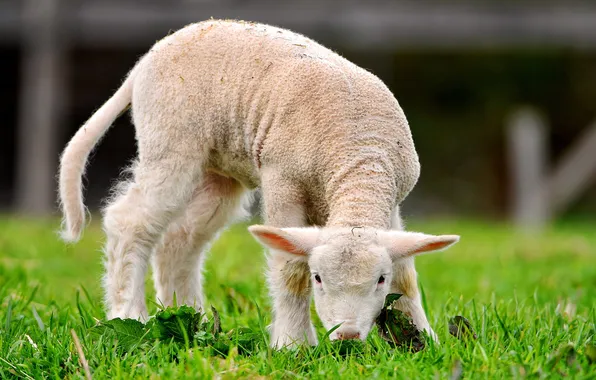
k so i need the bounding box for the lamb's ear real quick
[248,225,320,258]
[379,231,460,259]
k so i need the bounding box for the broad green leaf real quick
[383,293,403,309]
[375,293,425,352]
[90,318,148,352]
[149,305,202,342]
[448,316,477,340]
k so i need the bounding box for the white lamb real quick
[58,19,459,348]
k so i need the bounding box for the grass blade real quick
[71,329,92,380]
[5,298,13,335]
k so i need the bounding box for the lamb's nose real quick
[337,330,360,340]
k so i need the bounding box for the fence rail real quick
[3,0,596,224]
[2,1,596,48]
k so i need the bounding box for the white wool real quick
[57,19,458,348]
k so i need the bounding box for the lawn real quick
[0,217,595,379]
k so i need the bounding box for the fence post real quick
[547,121,596,215]
[15,0,67,215]
[506,107,549,231]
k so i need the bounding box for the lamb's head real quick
[249,225,459,342]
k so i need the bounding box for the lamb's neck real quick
[324,164,397,230]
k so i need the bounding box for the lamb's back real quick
[132,20,419,204]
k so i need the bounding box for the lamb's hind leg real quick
[389,207,439,342]
[151,173,246,312]
[102,161,200,321]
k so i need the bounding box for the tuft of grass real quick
[0,217,595,378]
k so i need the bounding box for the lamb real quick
[58,19,460,348]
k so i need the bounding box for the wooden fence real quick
[3,0,596,229]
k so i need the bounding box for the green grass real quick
[1,217,595,379]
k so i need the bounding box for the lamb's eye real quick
[377,275,385,284]
[314,274,322,284]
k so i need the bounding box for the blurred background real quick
[1,0,596,231]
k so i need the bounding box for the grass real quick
[0,216,595,379]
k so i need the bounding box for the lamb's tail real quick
[58,68,136,242]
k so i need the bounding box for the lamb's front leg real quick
[389,207,438,342]
[260,170,317,348]
[267,254,317,348]
[391,258,439,343]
